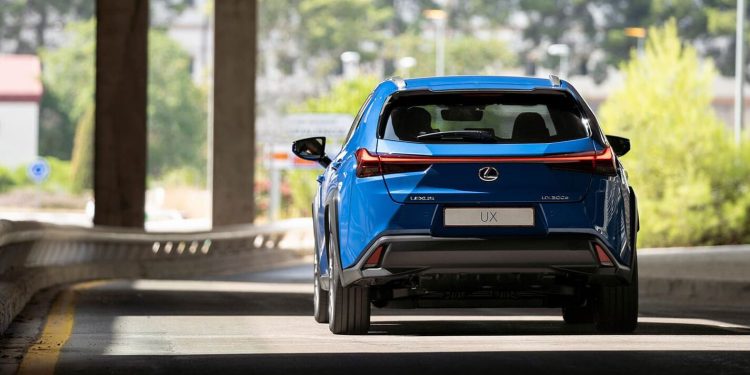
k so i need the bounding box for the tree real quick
[599,20,750,247]
[597,0,747,76]
[292,75,380,113]
[70,106,93,193]
[385,32,516,77]
[298,0,393,59]
[259,0,394,76]
[0,0,92,53]
[40,20,207,190]
[39,21,94,159]
[147,29,207,178]
[255,0,744,85]
[284,76,378,217]
[0,0,191,53]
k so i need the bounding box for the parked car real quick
[292,75,638,335]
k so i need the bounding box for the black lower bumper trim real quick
[341,234,632,287]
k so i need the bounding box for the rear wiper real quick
[416,130,503,143]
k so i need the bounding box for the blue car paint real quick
[377,138,596,204]
[313,76,634,276]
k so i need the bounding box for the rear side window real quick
[380,91,588,144]
[343,94,373,146]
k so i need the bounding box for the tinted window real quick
[343,94,373,146]
[381,91,588,144]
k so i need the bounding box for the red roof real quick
[0,54,43,102]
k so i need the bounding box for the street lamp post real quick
[624,27,647,57]
[735,0,746,145]
[547,44,570,77]
[397,56,417,77]
[424,9,447,76]
[340,51,361,79]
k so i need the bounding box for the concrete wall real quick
[0,102,38,168]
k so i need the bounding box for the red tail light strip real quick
[355,147,617,177]
[377,148,613,164]
[355,148,382,178]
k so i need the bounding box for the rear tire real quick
[562,304,594,324]
[594,254,638,333]
[327,231,370,334]
[313,253,329,323]
[328,272,370,334]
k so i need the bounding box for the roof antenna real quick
[549,74,561,87]
[388,76,407,90]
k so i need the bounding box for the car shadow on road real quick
[77,281,750,336]
[54,351,750,375]
[25,279,750,375]
[367,318,750,336]
[73,284,313,316]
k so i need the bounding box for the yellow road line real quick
[18,281,105,375]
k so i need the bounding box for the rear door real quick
[375,90,598,205]
[376,138,596,204]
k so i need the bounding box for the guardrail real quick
[0,219,311,334]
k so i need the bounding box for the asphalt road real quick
[2,263,749,375]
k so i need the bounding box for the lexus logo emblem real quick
[478,166,499,182]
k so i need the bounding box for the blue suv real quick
[293,75,638,335]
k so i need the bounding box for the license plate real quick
[444,207,535,227]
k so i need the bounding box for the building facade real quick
[0,54,42,168]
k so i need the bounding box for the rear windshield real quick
[380,91,588,144]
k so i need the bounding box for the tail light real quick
[594,243,614,267]
[355,148,382,177]
[545,147,617,176]
[593,147,617,176]
[356,149,430,178]
[355,147,617,178]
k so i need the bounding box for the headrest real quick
[392,107,433,140]
[512,112,550,142]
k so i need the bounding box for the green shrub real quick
[0,167,16,193]
[9,165,29,186]
[157,166,206,188]
[43,157,74,191]
[599,20,750,247]
[286,169,319,218]
[0,158,74,194]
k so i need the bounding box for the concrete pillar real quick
[212,0,257,226]
[93,0,148,228]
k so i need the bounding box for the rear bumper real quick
[340,234,633,287]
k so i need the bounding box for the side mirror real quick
[606,135,630,157]
[292,137,331,168]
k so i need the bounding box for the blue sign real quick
[27,159,50,184]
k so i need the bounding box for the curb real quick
[639,245,750,307]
